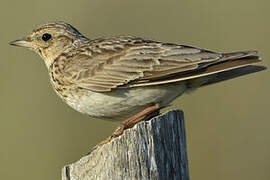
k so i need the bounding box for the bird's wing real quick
[59,36,259,92]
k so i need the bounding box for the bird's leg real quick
[119,103,161,130]
[99,103,160,146]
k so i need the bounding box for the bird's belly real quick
[65,82,186,120]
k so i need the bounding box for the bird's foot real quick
[98,124,125,146]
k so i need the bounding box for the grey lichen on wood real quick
[62,110,189,180]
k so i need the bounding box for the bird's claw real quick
[98,124,126,147]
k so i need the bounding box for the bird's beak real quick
[9,37,32,48]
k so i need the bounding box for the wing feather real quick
[56,36,258,92]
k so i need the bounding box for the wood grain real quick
[62,110,189,180]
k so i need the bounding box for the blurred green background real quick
[1,0,269,179]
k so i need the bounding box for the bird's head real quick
[10,22,88,68]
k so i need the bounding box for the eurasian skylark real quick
[10,22,266,144]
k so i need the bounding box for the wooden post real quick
[62,110,189,180]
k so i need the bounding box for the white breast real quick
[64,82,187,120]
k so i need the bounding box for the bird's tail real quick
[201,64,266,86]
[190,51,266,88]
[186,51,266,89]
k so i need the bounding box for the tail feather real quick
[202,65,266,86]
[187,55,265,89]
[166,55,263,84]
[221,50,259,61]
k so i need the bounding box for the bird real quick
[10,22,266,145]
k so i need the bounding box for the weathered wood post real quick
[62,110,189,180]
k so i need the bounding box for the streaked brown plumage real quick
[10,22,266,144]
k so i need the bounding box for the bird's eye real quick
[42,33,52,41]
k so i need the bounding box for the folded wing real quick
[59,36,261,92]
